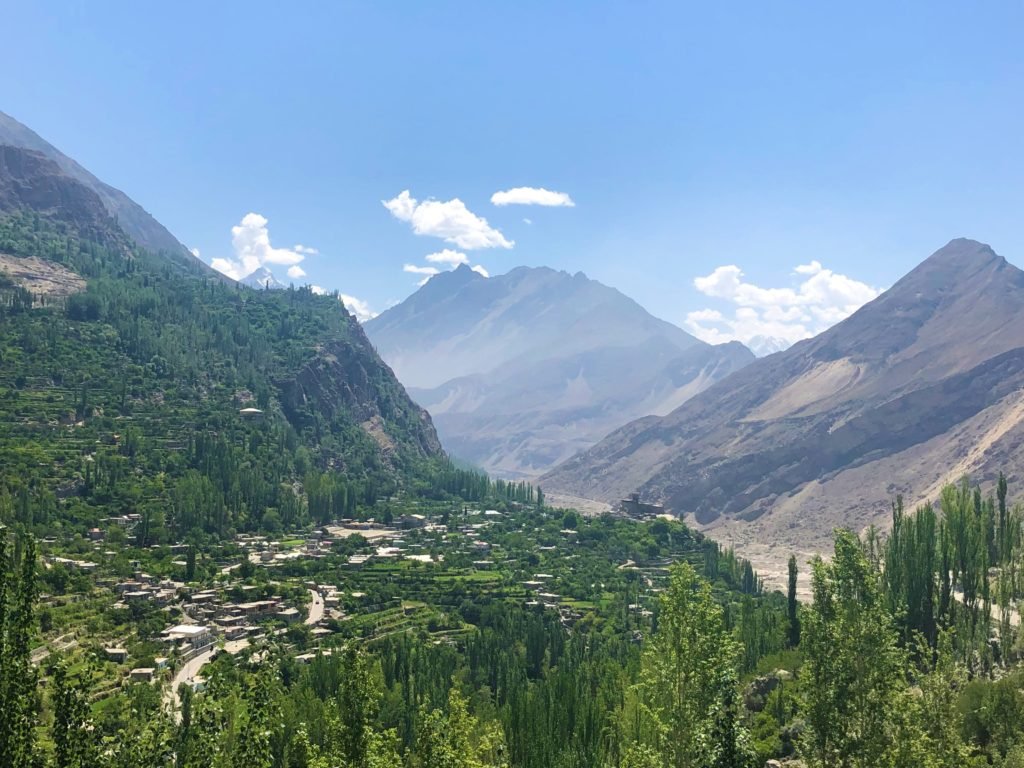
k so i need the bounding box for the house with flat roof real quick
[104,647,128,663]
[276,607,301,624]
[162,624,214,650]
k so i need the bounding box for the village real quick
[28,499,682,711]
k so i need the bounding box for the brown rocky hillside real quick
[542,239,1024,578]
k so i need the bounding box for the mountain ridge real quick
[542,238,1024,564]
[0,114,445,525]
[0,110,203,264]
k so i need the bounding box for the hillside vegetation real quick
[0,207,443,542]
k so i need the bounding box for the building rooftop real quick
[165,624,211,637]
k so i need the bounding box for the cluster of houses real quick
[320,516,449,568]
[46,555,99,573]
[108,571,182,608]
[102,647,171,683]
[235,533,334,565]
[521,574,584,628]
[176,587,306,643]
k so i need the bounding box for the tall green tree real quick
[802,530,918,768]
[787,554,800,648]
[0,533,38,768]
[699,669,756,768]
[630,562,740,768]
[234,670,279,768]
[414,688,505,768]
[53,661,99,768]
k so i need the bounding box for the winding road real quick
[305,588,324,625]
[164,639,249,719]
[164,589,324,719]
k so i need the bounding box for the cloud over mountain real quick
[210,212,315,281]
[383,190,512,250]
[685,259,881,349]
[425,249,469,266]
[341,294,377,322]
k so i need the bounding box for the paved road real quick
[165,639,249,721]
[163,590,321,719]
[305,588,324,625]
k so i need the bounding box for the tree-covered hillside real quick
[0,207,444,542]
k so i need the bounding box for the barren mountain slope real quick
[543,239,1024,565]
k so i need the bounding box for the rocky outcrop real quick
[0,145,121,243]
[0,110,197,259]
[278,326,443,466]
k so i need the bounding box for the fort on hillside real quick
[618,493,665,518]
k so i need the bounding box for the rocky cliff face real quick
[279,328,443,467]
[0,110,203,263]
[0,145,123,244]
[543,239,1024,565]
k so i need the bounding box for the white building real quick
[162,624,214,651]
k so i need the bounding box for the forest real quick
[1,473,1024,767]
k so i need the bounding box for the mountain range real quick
[543,238,1024,574]
[8,109,1024,579]
[365,265,754,477]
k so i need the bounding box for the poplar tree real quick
[53,661,99,768]
[802,530,914,768]
[633,562,739,768]
[0,532,38,768]
[699,669,756,768]
[787,554,800,647]
[234,670,278,768]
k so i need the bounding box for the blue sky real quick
[3,2,1024,343]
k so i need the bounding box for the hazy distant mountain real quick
[365,265,754,477]
[242,266,287,290]
[543,239,1024,565]
[0,110,202,264]
[747,335,791,357]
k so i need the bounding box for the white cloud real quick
[208,212,316,281]
[293,244,319,255]
[403,264,441,276]
[341,294,377,322]
[685,261,881,350]
[311,285,327,295]
[490,186,575,207]
[190,247,201,258]
[383,190,513,250]
[794,260,823,275]
[403,264,441,286]
[404,249,491,286]
[425,249,469,266]
[523,218,533,225]
[287,265,306,279]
